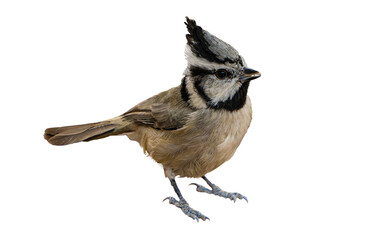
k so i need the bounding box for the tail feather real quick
[44,120,123,146]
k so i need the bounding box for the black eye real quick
[215,69,228,79]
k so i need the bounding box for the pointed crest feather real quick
[184,17,240,64]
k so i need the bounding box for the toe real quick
[189,183,212,194]
[163,196,180,206]
[164,197,210,222]
[229,194,237,202]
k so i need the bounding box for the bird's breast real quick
[129,97,252,178]
[208,97,253,171]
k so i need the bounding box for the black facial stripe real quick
[190,66,234,80]
[194,79,211,104]
[189,66,215,77]
[180,77,190,102]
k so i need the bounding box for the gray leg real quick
[190,176,248,202]
[163,178,209,222]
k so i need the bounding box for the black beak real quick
[239,67,261,82]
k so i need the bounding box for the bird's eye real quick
[215,69,228,79]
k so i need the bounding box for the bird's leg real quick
[163,178,209,221]
[190,176,248,202]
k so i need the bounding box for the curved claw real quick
[163,196,172,202]
[232,193,248,203]
[237,194,248,203]
[163,196,179,205]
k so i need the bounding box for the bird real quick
[44,17,261,221]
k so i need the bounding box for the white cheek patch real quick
[185,45,245,105]
[208,80,242,104]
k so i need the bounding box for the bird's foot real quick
[163,197,209,222]
[190,183,248,202]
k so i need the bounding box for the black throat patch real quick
[192,79,250,111]
[213,80,250,111]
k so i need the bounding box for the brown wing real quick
[121,86,194,130]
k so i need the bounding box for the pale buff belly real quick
[126,97,252,178]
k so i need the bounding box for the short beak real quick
[239,67,261,82]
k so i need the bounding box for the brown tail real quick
[44,119,125,146]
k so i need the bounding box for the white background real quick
[1,0,374,239]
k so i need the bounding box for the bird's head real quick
[181,17,260,111]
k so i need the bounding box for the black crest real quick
[185,17,241,64]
